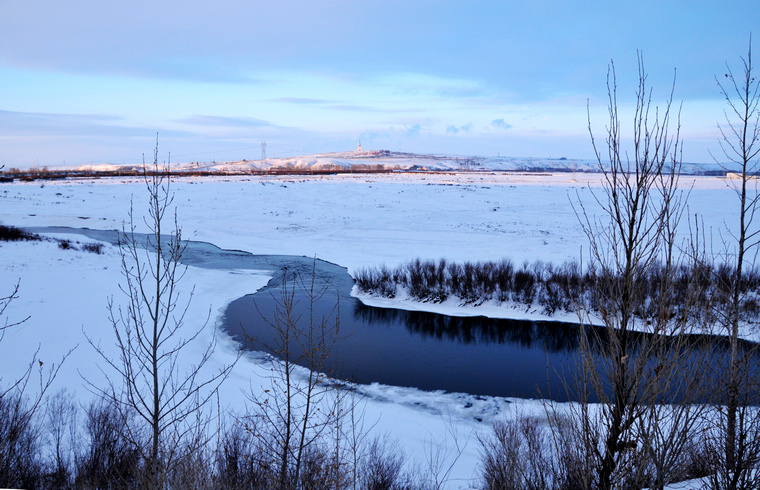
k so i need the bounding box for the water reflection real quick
[231,289,759,402]
[353,301,582,350]
[225,289,589,400]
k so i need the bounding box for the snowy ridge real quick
[62,149,725,176]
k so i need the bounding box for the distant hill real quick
[194,150,726,176]
[11,150,728,177]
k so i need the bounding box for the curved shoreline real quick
[351,287,760,343]
[351,286,585,324]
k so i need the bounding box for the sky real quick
[0,0,758,168]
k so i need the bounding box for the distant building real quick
[357,141,363,152]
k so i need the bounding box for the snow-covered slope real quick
[60,150,725,176]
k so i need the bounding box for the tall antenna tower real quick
[261,141,267,161]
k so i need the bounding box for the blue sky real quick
[0,1,757,167]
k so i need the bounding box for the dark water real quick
[224,290,587,400]
[27,226,756,402]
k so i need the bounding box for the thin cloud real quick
[271,97,338,105]
[178,115,274,128]
[492,118,513,130]
[0,109,120,124]
[273,97,400,114]
[446,123,473,134]
[436,86,487,98]
[327,104,377,112]
[0,110,141,137]
[406,124,422,137]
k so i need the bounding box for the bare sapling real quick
[547,53,710,489]
[245,260,343,488]
[86,137,237,489]
[706,36,760,490]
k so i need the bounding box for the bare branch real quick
[85,138,239,488]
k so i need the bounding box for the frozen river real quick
[28,226,748,402]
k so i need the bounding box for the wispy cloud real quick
[436,86,487,98]
[383,73,489,100]
[0,109,119,124]
[272,97,406,114]
[177,115,274,128]
[0,110,139,137]
[327,104,376,112]
[271,97,339,105]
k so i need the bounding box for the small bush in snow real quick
[479,415,565,490]
[57,239,73,250]
[0,224,40,242]
[82,242,105,254]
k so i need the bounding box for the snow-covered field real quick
[0,171,745,487]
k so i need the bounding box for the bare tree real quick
[549,54,710,489]
[44,389,78,487]
[244,263,343,488]
[86,139,236,488]
[706,36,760,490]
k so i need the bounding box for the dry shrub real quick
[479,414,566,490]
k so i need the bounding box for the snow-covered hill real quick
[66,150,724,176]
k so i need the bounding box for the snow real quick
[53,149,727,176]
[353,286,586,325]
[0,171,747,487]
